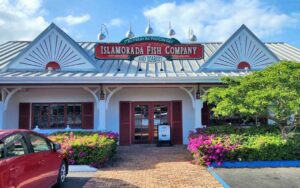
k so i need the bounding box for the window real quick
[204,102,267,126]
[33,103,83,129]
[0,142,4,159]
[4,134,28,158]
[28,134,51,153]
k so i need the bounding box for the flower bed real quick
[188,125,300,166]
[49,131,118,168]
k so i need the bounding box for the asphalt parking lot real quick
[62,172,96,188]
[214,167,300,188]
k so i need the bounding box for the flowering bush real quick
[49,131,118,168]
[188,132,236,166]
[188,125,300,166]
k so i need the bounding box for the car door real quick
[2,133,41,188]
[0,141,9,188]
[27,133,62,187]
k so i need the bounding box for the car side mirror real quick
[53,143,61,151]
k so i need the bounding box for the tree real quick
[205,61,300,138]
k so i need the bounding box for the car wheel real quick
[56,161,67,187]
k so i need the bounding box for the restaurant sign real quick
[95,36,204,61]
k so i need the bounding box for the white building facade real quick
[0,23,299,144]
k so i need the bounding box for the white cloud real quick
[107,18,124,27]
[144,0,298,42]
[16,0,42,14]
[0,0,48,44]
[55,14,91,26]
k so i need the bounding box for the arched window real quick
[237,61,251,70]
[45,61,60,71]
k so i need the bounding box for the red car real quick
[0,129,68,188]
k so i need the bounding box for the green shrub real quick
[49,131,118,168]
[189,126,300,165]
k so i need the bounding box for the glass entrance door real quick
[133,104,150,144]
[153,103,169,143]
[133,102,170,144]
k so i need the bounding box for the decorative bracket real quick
[105,86,122,110]
[1,87,22,111]
[83,87,101,108]
[179,86,195,109]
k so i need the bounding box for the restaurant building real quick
[0,23,299,145]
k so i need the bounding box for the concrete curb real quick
[69,165,98,172]
[207,167,231,188]
[210,160,300,168]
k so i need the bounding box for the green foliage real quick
[201,126,300,161]
[205,61,300,135]
[49,131,118,168]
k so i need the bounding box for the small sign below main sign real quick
[95,36,204,61]
[134,55,166,63]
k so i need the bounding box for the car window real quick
[28,134,51,153]
[0,142,4,159]
[4,134,29,158]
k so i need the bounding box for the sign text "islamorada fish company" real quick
[95,36,204,60]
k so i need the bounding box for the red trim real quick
[171,100,183,144]
[237,61,251,69]
[45,61,60,70]
[202,102,210,126]
[19,103,30,129]
[82,103,94,129]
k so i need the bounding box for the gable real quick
[7,23,97,72]
[201,25,279,71]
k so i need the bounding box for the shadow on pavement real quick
[62,176,138,188]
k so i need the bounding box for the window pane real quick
[33,104,40,127]
[67,104,74,125]
[28,134,51,152]
[4,134,28,158]
[40,105,49,128]
[73,104,82,128]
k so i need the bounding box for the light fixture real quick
[98,24,109,41]
[126,23,135,38]
[145,19,154,35]
[99,85,105,100]
[196,84,201,99]
[188,28,197,42]
[167,21,175,37]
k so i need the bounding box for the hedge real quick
[49,131,118,168]
[188,125,300,166]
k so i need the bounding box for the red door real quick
[26,133,62,187]
[131,102,170,144]
[120,101,182,145]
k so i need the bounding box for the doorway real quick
[132,102,170,144]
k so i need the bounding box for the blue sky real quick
[0,0,299,47]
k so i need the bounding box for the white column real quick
[0,102,4,129]
[98,99,106,131]
[194,99,203,129]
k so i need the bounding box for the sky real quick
[0,0,299,47]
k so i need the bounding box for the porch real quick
[0,84,212,144]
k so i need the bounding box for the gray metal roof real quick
[0,41,299,84]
